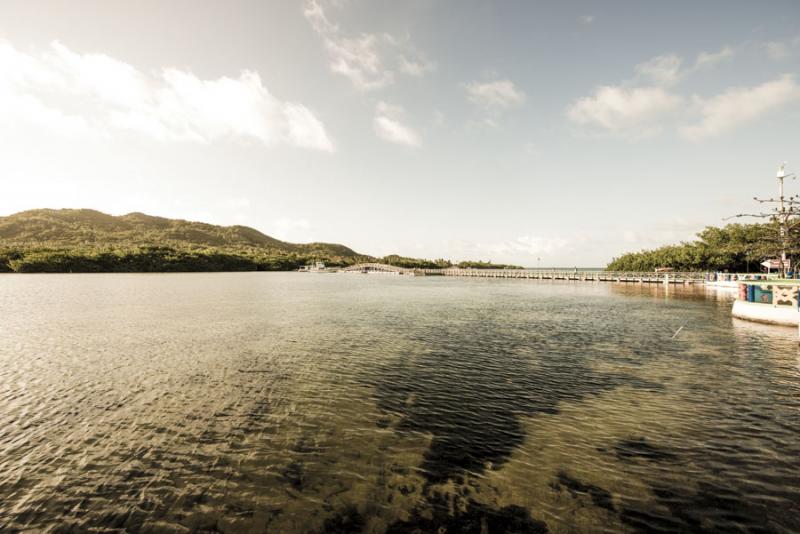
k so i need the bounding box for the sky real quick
[1,1,799,266]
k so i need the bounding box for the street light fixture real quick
[725,162,799,278]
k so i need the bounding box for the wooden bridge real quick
[341,263,415,274]
[341,264,707,284]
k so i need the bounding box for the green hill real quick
[0,209,367,272]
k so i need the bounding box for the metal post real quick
[778,164,788,278]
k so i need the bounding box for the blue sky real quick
[1,1,799,265]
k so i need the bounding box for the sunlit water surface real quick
[0,273,798,533]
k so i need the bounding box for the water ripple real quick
[0,273,797,532]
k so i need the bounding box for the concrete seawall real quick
[732,282,800,327]
[732,299,800,327]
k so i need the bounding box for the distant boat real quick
[299,261,335,273]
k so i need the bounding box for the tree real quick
[725,163,800,277]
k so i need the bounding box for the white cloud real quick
[397,53,436,77]
[681,74,800,140]
[580,15,594,24]
[373,101,421,147]
[765,36,800,60]
[568,45,760,139]
[567,85,683,133]
[0,88,94,137]
[303,0,338,35]
[466,79,526,110]
[325,33,392,90]
[571,50,799,140]
[766,41,790,60]
[636,47,733,87]
[0,40,334,151]
[283,103,335,152]
[636,54,684,86]
[694,46,734,69]
[303,0,434,91]
[764,41,791,61]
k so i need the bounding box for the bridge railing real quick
[341,263,413,273]
[340,264,709,282]
[422,268,707,278]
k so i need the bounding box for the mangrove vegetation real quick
[606,222,797,272]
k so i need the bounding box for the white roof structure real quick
[761,259,791,270]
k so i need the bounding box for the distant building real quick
[761,259,791,273]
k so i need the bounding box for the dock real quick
[341,264,706,284]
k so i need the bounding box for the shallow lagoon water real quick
[0,273,798,532]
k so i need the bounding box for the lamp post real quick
[726,162,798,279]
[776,163,795,277]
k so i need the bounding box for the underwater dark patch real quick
[281,460,305,490]
[321,505,366,534]
[385,492,548,534]
[613,437,678,463]
[370,314,666,485]
[552,471,616,512]
[620,480,776,533]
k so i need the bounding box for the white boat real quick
[299,261,334,273]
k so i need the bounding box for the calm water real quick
[0,273,798,533]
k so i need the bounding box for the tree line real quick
[379,255,522,270]
[0,247,526,273]
[0,245,369,273]
[606,222,795,272]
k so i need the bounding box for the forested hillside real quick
[0,209,367,272]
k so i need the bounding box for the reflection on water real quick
[0,273,798,532]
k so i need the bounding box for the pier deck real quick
[341,264,706,284]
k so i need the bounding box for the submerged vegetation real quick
[607,222,794,272]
